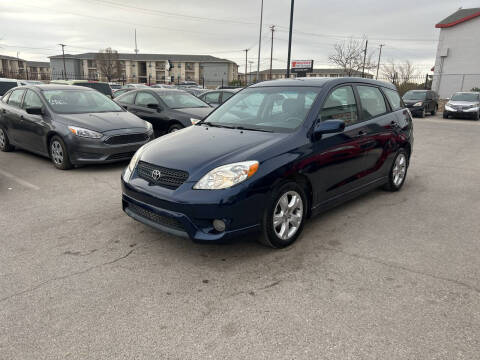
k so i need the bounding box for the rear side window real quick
[383,88,403,111]
[135,92,158,107]
[2,91,12,103]
[222,92,234,102]
[357,86,387,120]
[320,85,358,126]
[204,92,221,103]
[23,90,43,109]
[117,91,136,104]
[7,89,25,108]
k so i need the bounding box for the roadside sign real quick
[291,60,314,73]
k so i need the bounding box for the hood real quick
[171,107,213,120]
[55,111,148,132]
[403,99,425,104]
[447,100,480,106]
[140,125,289,181]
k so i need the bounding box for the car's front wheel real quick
[168,124,183,133]
[420,108,426,118]
[431,105,437,116]
[443,112,449,119]
[473,111,480,121]
[50,136,73,170]
[259,182,307,248]
[0,127,14,152]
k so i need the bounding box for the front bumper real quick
[121,170,265,242]
[444,108,479,118]
[66,131,153,164]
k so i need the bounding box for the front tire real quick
[50,136,73,170]
[259,182,307,248]
[473,111,480,121]
[383,150,408,192]
[431,106,437,116]
[168,124,183,133]
[0,127,14,152]
[420,108,426,118]
[443,112,449,119]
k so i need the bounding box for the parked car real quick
[113,88,133,98]
[443,92,480,120]
[198,88,242,107]
[121,77,413,248]
[123,83,149,89]
[109,82,122,90]
[115,88,213,136]
[402,90,438,117]
[177,81,199,88]
[183,87,209,97]
[19,80,44,86]
[0,78,22,96]
[150,84,174,89]
[0,85,153,169]
[50,80,113,98]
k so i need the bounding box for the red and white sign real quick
[291,60,314,73]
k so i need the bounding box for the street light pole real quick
[59,43,67,80]
[361,39,368,78]
[256,0,263,83]
[376,44,385,80]
[286,0,294,79]
[269,25,275,80]
[244,49,248,86]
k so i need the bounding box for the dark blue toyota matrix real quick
[121,78,413,248]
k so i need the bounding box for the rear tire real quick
[168,124,183,133]
[383,149,408,192]
[0,127,14,152]
[259,182,307,249]
[50,136,73,170]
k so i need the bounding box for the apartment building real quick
[0,55,51,80]
[241,68,371,83]
[49,53,238,85]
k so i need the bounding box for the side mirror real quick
[25,107,44,116]
[147,103,159,110]
[313,120,345,140]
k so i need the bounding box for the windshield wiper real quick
[201,121,235,129]
[232,126,273,133]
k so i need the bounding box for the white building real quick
[432,8,480,98]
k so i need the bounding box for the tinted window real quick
[383,88,403,111]
[222,92,234,102]
[160,92,208,109]
[320,86,358,126]
[204,86,321,133]
[403,91,427,100]
[204,92,221,103]
[42,89,123,114]
[117,91,136,104]
[75,82,113,96]
[135,92,158,107]
[357,86,387,120]
[7,89,25,108]
[23,90,43,109]
[0,82,17,96]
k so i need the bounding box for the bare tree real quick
[95,48,121,82]
[382,60,417,84]
[328,37,375,76]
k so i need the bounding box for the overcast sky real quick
[1,0,478,73]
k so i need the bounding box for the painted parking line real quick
[0,169,40,191]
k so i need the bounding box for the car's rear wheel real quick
[259,182,307,248]
[0,127,14,152]
[168,124,183,133]
[50,136,73,170]
[383,149,408,192]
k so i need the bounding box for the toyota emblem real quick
[151,169,162,180]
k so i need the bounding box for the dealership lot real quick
[1,115,479,359]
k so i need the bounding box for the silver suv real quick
[444,92,480,120]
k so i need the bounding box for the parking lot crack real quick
[320,246,480,294]
[0,248,136,304]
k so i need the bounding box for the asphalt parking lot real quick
[1,114,479,359]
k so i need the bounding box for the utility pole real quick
[244,49,248,85]
[375,44,385,80]
[256,0,264,83]
[134,29,139,55]
[286,0,294,79]
[58,44,67,80]
[269,25,275,80]
[361,39,368,78]
[249,61,254,83]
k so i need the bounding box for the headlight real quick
[128,145,145,172]
[193,161,259,190]
[145,121,153,132]
[68,126,103,139]
[445,104,454,111]
[413,102,423,107]
[190,118,201,125]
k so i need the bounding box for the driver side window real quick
[135,92,158,107]
[319,86,358,126]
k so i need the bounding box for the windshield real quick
[202,86,321,133]
[451,93,479,102]
[0,82,17,96]
[160,92,209,109]
[74,82,113,96]
[403,91,427,100]
[42,89,123,114]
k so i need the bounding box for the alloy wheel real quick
[0,129,5,149]
[273,191,304,241]
[392,153,407,187]
[51,140,64,165]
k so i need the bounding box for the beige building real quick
[49,53,238,86]
[0,55,50,80]
[241,68,372,83]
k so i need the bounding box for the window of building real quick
[357,85,388,120]
[319,86,358,126]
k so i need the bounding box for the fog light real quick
[213,219,226,232]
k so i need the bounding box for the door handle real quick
[358,130,367,136]
[20,115,24,120]
[390,121,399,127]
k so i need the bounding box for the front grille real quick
[137,161,189,189]
[107,152,135,160]
[104,133,150,145]
[126,202,184,231]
